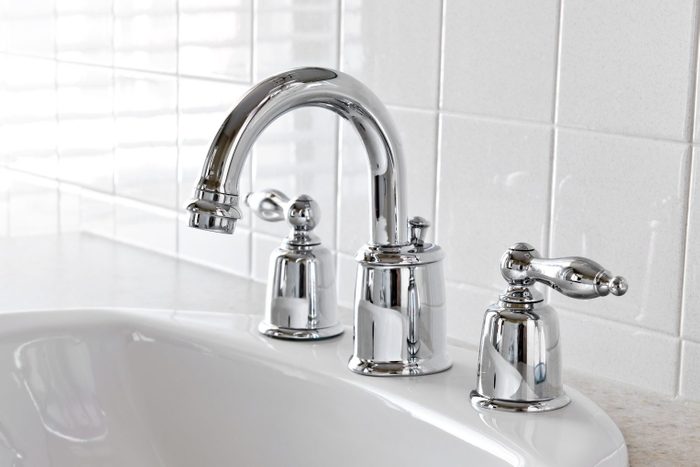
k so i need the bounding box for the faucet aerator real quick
[186,198,240,234]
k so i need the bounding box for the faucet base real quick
[258,321,344,341]
[348,356,452,377]
[469,390,571,413]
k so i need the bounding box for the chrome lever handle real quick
[500,242,628,300]
[244,189,289,222]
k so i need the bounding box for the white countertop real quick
[2,233,698,466]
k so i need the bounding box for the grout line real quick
[335,0,344,257]
[676,0,700,397]
[433,0,447,242]
[544,0,565,260]
[247,0,257,278]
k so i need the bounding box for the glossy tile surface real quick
[254,0,338,80]
[442,0,559,122]
[551,130,689,334]
[341,0,441,109]
[557,0,695,139]
[178,0,252,81]
[438,115,551,290]
[681,340,700,400]
[683,149,700,340]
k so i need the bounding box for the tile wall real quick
[1,0,699,399]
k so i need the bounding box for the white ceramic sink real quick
[0,309,627,467]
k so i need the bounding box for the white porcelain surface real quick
[438,115,551,290]
[178,0,251,81]
[341,0,441,109]
[339,107,437,255]
[551,130,689,334]
[681,340,700,400]
[254,0,338,80]
[557,0,695,140]
[0,307,627,467]
[442,0,558,122]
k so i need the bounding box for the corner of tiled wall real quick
[1,0,700,400]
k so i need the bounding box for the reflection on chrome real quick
[14,337,107,442]
[186,67,450,375]
[471,243,628,412]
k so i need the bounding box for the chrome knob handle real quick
[245,189,320,246]
[500,242,628,300]
[409,216,430,247]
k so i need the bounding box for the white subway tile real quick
[251,233,280,283]
[79,188,115,239]
[178,213,250,276]
[0,0,55,57]
[254,0,338,80]
[683,147,700,340]
[560,310,679,395]
[442,0,559,122]
[114,71,177,209]
[445,282,495,348]
[114,0,177,73]
[437,115,551,290]
[557,0,695,140]
[681,340,700,400]
[6,174,59,237]
[337,253,356,310]
[178,0,251,81]
[251,108,337,249]
[341,0,441,109]
[551,130,689,335]
[339,107,437,254]
[56,0,113,65]
[57,63,114,192]
[114,197,176,255]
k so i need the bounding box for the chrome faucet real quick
[186,67,450,376]
[470,243,628,412]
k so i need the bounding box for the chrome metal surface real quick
[471,243,628,412]
[185,67,449,374]
[186,67,406,246]
[348,231,451,376]
[246,190,342,340]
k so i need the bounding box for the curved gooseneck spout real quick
[186,67,407,247]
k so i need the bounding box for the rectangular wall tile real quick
[56,0,113,65]
[114,70,177,209]
[0,0,55,57]
[446,282,496,348]
[341,0,441,109]
[560,310,680,395]
[438,115,551,291]
[681,340,700,400]
[114,197,176,255]
[251,233,280,283]
[339,107,438,254]
[557,0,695,140]
[57,63,114,191]
[442,0,559,122]
[178,0,251,81]
[551,130,689,335]
[682,146,700,340]
[114,0,177,73]
[178,213,250,276]
[254,0,338,80]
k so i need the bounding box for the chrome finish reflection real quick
[471,243,628,412]
[246,189,343,340]
[186,68,449,375]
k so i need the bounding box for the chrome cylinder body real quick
[348,243,451,376]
